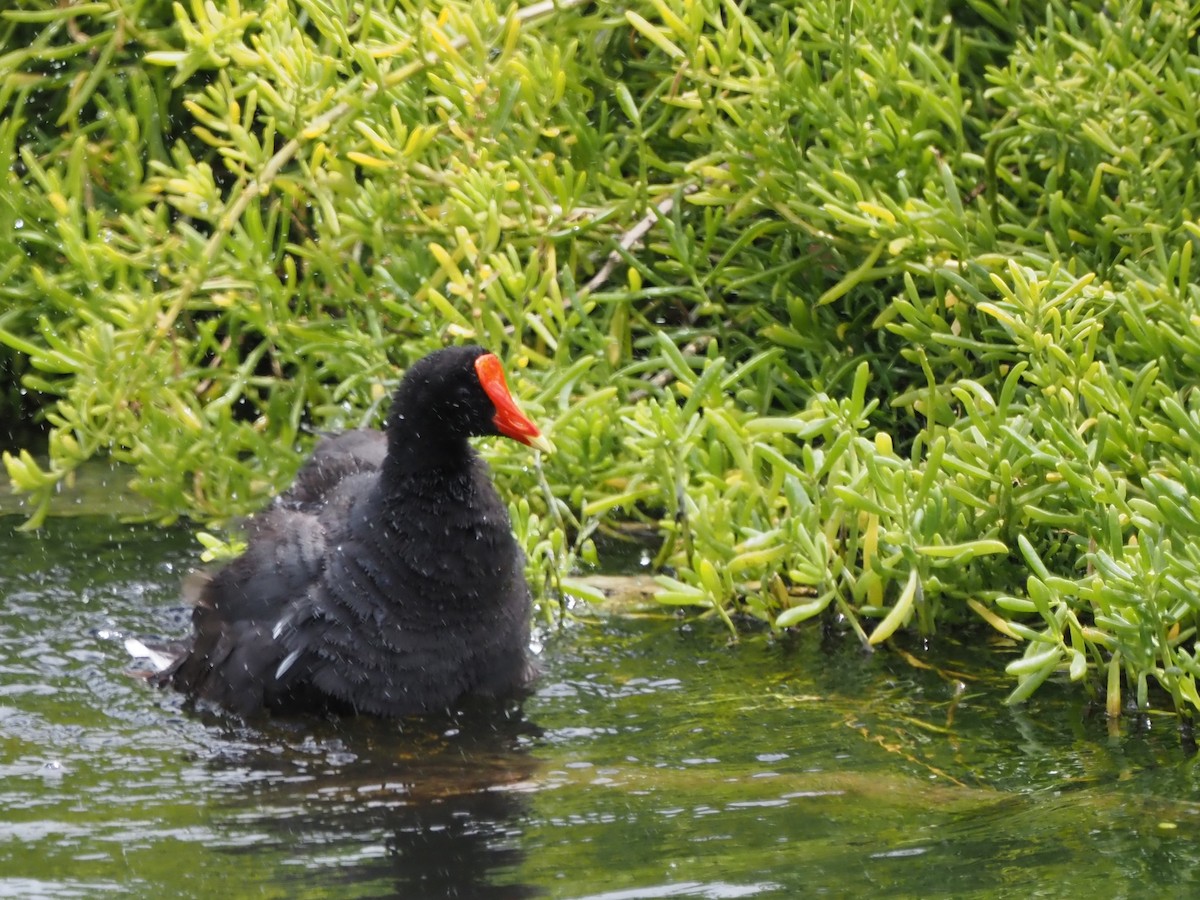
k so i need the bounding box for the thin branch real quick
[581,185,697,296]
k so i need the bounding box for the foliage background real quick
[2,0,1200,719]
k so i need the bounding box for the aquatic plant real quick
[2,0,1200,722]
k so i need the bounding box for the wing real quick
[279,430,387,510]
[165,507,329,712]
[162,431,392,715]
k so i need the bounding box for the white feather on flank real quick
[124,638,175,674]
[275,648,303,681]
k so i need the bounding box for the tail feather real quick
[124,637,184,676]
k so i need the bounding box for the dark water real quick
[2,514,1199,898]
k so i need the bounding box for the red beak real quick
[474,354,554,452]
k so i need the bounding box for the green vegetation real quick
[3,0,1200,722]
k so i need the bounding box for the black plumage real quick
[155,345,551,718]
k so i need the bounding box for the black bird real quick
[139,345,552,718]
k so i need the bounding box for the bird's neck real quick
[381,414,475,480]
[374,450,500,549]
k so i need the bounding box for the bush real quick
[3,0,1200,721]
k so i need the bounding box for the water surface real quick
[1,516,1198,898]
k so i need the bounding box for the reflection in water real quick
[204,703,544,898]
[380,787,536,899]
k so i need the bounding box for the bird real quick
[134,345,553,718]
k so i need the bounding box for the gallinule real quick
[144,345,552,717]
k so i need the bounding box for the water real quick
[1,514,1199,898]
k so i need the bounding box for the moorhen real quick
[141,345,552,717]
